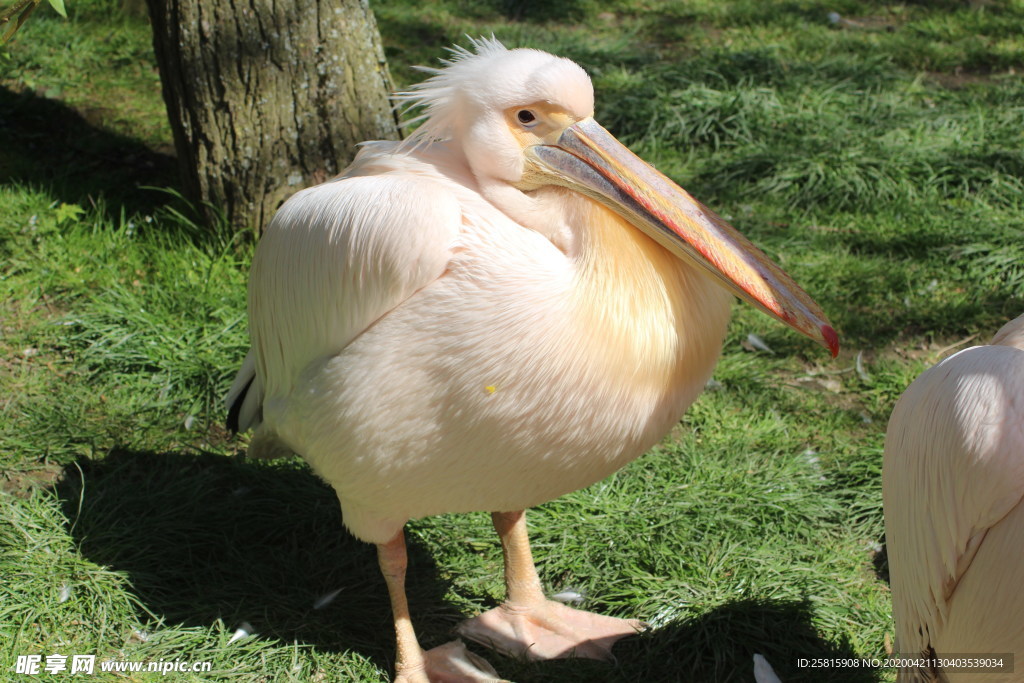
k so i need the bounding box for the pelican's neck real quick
[477,179,579,255]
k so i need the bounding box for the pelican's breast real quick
[566,194,732,404]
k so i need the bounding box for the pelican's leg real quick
[457,510,646,662]
[377,531,504,683]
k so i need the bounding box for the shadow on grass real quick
[0,85,177,218]
[53,449,463,674]
[54,449,880,682]
[489,597,881,683]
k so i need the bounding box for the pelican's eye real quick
[516,109,538,127]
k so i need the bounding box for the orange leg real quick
[377,531,503,683]
[458,510,646,662]
[378,533,428,681]
[495,510,547,607]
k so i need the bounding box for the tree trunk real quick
[145,0,399,235]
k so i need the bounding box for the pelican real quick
[227,38,837,682]
[883,313,1024,682]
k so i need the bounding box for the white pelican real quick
[884,313,1024,683]
[227,38,837,682]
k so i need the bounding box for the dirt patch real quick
[927,68,1018,90]
[2,462,64,498]
[829,14,900,32]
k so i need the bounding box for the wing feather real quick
[227,173,461,432]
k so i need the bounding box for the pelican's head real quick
[397,37,594,184]
[398,38,839,357]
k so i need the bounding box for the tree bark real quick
[146,0,399,235]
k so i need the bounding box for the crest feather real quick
[393,36,509,150]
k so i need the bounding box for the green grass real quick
[2,0,1023,681]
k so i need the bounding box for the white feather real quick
[753,654,782,683]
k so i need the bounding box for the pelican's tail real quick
[225,349,263,434]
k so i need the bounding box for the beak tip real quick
[822,324,840,358]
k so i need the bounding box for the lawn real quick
[1,0,1022,681]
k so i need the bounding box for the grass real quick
[1,0,1023,681]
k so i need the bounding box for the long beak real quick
[525,117,839,357]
